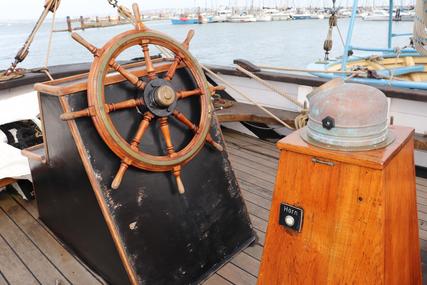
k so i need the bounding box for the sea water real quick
[0,18,413,70]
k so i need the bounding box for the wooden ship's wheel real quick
[63,3,223,192]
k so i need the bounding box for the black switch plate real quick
[279,203,303,232]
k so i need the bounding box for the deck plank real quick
[231,252,260,277]
[243,244,264,261]
[217,263,257,285]
[245,200,270,221]
[0,201,70,284]
[417,177,427,187]
[0,271,9,285]
[0,194,104,285]
[0,232,39,285]
[238,179,273,199]
[203,274,233,285]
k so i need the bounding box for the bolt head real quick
[322,116,335,130]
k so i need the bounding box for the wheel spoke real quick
[130,112,154,150]
[159,117,175,156]
[132,3,146,31]
[109,60,146,89]
[112,159,131,190]
[111,112,154,190]
[159,117,186,194]
[141,42,156,80]
[177,88,203,99]
[163,30,195,81]
[182,30,195,50]
[71,33,100,57]
[172,110,223,151]
[106,98,144,113]
[176,86,225,100]
[60,106,94,121]
[164,55,182,81]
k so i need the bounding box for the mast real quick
[341,0,359,72]
[388,0,393,48]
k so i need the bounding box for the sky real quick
[0,0,409,20]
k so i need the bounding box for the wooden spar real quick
[257,64,367,75]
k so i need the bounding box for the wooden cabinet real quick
[258,126,421,285]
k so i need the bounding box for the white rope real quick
[43,3,57,81]
[202,65,294,129]
[235,65,305,109]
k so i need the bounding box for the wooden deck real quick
[0,129,426,284]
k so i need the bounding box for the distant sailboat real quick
[228,12,257,22]
[211,8,232,22]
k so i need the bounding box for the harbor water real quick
[0,18,414,70]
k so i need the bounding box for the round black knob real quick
[322,116,335,130]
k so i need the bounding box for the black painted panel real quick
[34,94,129,284]
[32,68,254,285]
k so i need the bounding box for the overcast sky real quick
[0,0,407,20]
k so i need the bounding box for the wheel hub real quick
[142,78,177,117]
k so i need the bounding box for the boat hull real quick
[170,18,199,25]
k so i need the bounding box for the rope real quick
[4,0,60,76]
[43,1,59,81]
[335,24,346,48]
[294,110,308,129]
[202,65,294,130]
[235,65,305,109]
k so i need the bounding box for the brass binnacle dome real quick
[302,81,394,151]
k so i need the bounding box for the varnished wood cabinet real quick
[258,126,421,285]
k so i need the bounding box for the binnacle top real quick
[304,81,392,150]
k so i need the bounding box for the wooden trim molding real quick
[21,144,46,163]
[34,59,181,97]
[58,96,139,284]
[0,178,17,188]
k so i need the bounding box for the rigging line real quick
[202,65,295,130]
[335,24,346,48]
[44,4,58,81]
[235,65,305,109]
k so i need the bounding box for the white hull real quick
[363,15,390,21]
[271,14,291,21]
[255,15,272,22]
[211,15,228,22]
[228,15,257,23]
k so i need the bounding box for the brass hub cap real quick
[154,85,176,107]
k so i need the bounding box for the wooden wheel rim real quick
[88,30,212,171]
